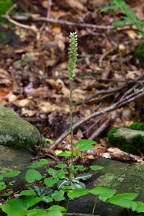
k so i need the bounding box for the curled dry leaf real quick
[0,69,14,100]
[87,144,107,156]
[126,70,141,79]
[38,101,69,112]
[21,108,37,117]
[46,79,69,96]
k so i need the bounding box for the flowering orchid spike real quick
[68,32,78,80]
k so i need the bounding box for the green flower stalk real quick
[67,32,78,179]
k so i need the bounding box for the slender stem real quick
[69,79,74,154]
[66,32,78,180]
[68,78,75,179]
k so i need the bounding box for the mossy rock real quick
[68,158,144,216]
[108,126,144,154]
[0,106,42,151]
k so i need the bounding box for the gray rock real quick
[0,145,33,190]
[68,158,144,216]
[0,145,32,172]
[0,106,42,150]
[0,145,55,192]
[108,127,144,154]
[115,127,144,139]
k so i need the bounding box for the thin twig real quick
[47,0,52,18]
[10,14,114,30]
[75,73,144,105]
[3,14,37,32]
[83,117,101,137]
[99,47,117,67]
[5,3,17,15]
[89,113,118,140]
[50,87,144,149]
[74,85,126,105]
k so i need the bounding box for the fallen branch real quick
[50,87,144,149]
[75,73,144,105]
[5,14,114,30]
[3,14,37,32]
[89,113,118,140]
[74,85,126,105]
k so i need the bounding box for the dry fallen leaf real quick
[87,144,107,156]
[55,0,85,11]
[0,69,14,100]
[38,101,69,112]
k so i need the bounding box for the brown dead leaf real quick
[7,93,18,103]
[126,30,139,39]
[29,87,49,98]
[41,0,49,8]
[132,4,144,20]
[14,98,31,107]
[0,69,14,100]
[55,34,65,51]
[55,0,85,11]
[21,108,36,117]
[87,144,107,156]
[126,70,140,79]
[52,27,61,34]
[90,0,106,6]
[73,89,87,102]
[38,101,69,112]
[75,129,83,140]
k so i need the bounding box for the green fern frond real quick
[102,0,144,37]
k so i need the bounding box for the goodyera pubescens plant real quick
[67,32,78,179]
[68,32,78,80]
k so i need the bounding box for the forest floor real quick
[0,0,144,163]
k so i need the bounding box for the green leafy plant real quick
[0,0,13,22]
[1,153,144,215]
[76,139,97,151]
[67,32,78,178]
[102,0,144,36]
[1,32,144,216]
[13,56,33,65]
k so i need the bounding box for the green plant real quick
[67,32,78,180]
[13,56,33,65]
[0,0,13,22]
[102,0,144,36]
[1,156,144,215]
[134,42,144,60]
[1,32,144,216]
[128,122,144,131]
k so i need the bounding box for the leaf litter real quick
[0,0,144,164]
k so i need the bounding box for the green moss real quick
[128,122,144,130]
[107,126,144,154]
[0,106,42,151]
[107,127,126,149]
[134,42,144,60]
